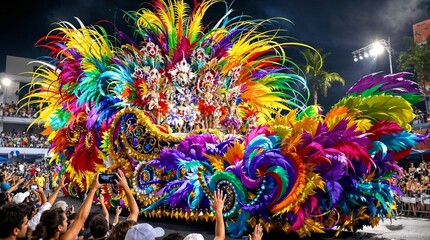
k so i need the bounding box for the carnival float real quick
[24,0,426,237]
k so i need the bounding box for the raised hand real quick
[210,189,226,213]
[115,206,122,215]
[114,170,129,189]
[248,224,263,240]
[91,173,102,190]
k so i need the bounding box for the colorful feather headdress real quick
[24,0,426,238]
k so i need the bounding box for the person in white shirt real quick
[28,176,65,232]
[18,164,24,176]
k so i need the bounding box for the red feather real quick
[368,120,402,141]
[335,141,373,171]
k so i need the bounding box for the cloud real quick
[381,0,430,32]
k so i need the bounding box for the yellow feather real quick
[206,154,225,172]
[223,141,244,165]
[187,0,223,42]
[273,171,324,215]
[53,22,113,61]
[296,219,326,238]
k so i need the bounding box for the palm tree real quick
[299,48,345,105]
[397,36,430,113]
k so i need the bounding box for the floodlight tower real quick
[352,38,393,74]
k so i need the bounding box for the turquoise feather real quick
[50,109,71,130]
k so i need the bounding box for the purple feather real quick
[346,72,423,104]
[242,180,278,212]
[251,68,289,79]
[166,183,193,207]
[225,161,242,177]
[325,180,343,207]
[212,29,245,59]
[116,31,138,48]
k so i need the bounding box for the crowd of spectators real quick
[0,102,41,119]
[0,161,263,240]
[396,161,430,217]
[412,107,430,125]
[0,131,49,148]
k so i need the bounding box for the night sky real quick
[1,0,429,110]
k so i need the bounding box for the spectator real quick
[89,214,109,240]
[34,172,45,189]
[183,233,204,240]
[18,163,24,175]
[88,194,109,240]
[163,233,184,240]
[124,223,165,240]
[32,173,101,240]
[0,174,12,192]
[408,163,416,176]
[28,176,66,232]
[0,202,31,240]
[12,191,30,203]
[79,212,98,240]
[107,220,137,240]
[52,200,68,211]
[0,192,12,206]
[104,170,139,240]
[68,213,77,227]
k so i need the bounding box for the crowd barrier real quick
[399,193,430,216]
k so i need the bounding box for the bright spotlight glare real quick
[364,52,369,58]
[359,55,363,60]
[1,77,11,86]
[371,42,384,56]
[353,57,358,62]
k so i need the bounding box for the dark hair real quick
[0,192,10,207]
[25,201,37,219]
[32,207,66,240]
[85,212,98,229]
[0,202,31,238]
[162,233,184,240]
[68,212,77,220]
[107,220,137,240]
[89,214,109,239]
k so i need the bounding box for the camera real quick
[30,184,38,190]
[98,173,117,184]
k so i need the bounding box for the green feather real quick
[50,109,71,130]
[267,166,289,200]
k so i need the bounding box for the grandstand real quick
[0,55,49,163]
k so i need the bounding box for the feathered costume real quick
[24,0,426,238]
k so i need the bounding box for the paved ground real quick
[60,195,430,240]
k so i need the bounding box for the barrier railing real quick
[399,193,430,217]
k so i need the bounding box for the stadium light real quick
[1,77,11,86]
[351,38,393,74]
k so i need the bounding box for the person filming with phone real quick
[105,170,140,240]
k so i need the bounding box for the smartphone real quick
[30,184,38,190]
[98,174,117,184]
[242,237,249,240]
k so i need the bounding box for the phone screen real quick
[30,184,38,190]
[99,174,116,184]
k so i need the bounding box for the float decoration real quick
[25,0,427,238]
